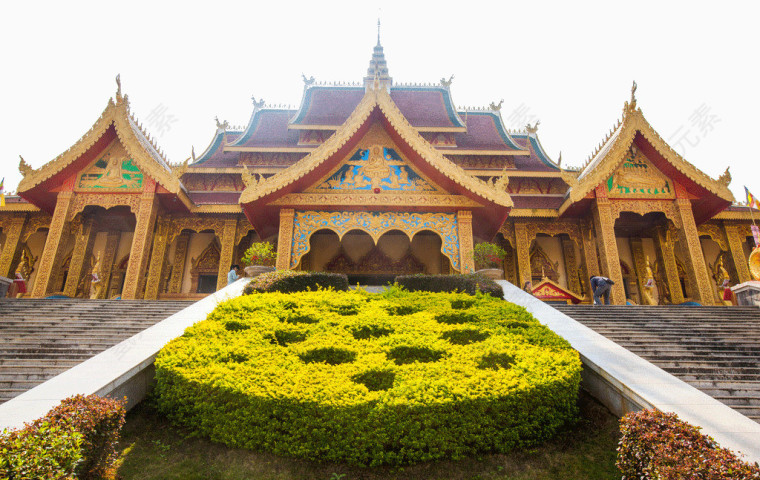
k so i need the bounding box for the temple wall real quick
[182,233,216,294]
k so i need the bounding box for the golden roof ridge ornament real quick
[624,80,638,114]
[440,75,454,87]
[115,74,122,102]
[251,96,265,110]
[19,155,33,177]
[718,166,731,186]
[489,99,504,111]
[526,120,540,134]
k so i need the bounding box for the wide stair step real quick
[0,299,194,404]
[555,305,760,423]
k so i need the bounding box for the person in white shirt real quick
[227,264,240,285]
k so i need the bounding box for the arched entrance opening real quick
[301,228,448,285]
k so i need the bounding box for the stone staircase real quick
[554,305,760,423]
[0,299,194,404]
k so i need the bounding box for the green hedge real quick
[154,288,581,466]
[0,394,126,480]
[394,273,504,298]
[243,270,349,294]
[617,409,760,479]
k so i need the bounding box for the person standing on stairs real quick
[590,275,615,305]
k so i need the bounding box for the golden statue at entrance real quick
[90,253,104,299]
[642,256,657,305]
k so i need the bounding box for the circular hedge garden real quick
[154,289,582,466]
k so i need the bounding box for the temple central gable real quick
[77,140,144,190]
[607,147,673,198]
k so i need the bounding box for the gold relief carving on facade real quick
[240,152,306,166]
[21,215,51,242]
[68,193,141,221]
[182,174,245,192]
[608,199,682,229]
[697,223,728,251]
[269,193,481,208]
[165,216,229,245]
[216,218,238,290]
[457,210,474,273]
[276,209,295,271]
[674,199,715,304]
[121,193,158,299]
[168,232,190,294]
[724,224,752,283]
[312,145,438,193]
[514,223,532,288]
[77,145,143,190]
[31,191,74,297]
[235,217,256,246]
[289,210,461,271]
[607,147,673,198]
[0,215,26,278]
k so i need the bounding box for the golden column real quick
[457,210,475,273]
[144,218,171,299]
[580,219,600,294]
[674,198,714,304]
[561,236,582,293]
[168,232,190,293]
[63,218,97,297]
[514,222,532,288]
[653,226,685,304]
[275,209,295,271]
[32,191,74,298]
[98,230,121,299]
[216,217,238,290]
[122,191,158,300]
[0,214,27,278]
[591,198,625,304]
[724,225,751,283]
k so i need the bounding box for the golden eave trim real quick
[190,204,243,213]
[224,146,315,153]
[442,149,529,156]
[267,193,484,208]
[184,166,286,174]
[288,124,469,133]
[0,204,40,212]
[509,208,559,218]
[713,210,757,221]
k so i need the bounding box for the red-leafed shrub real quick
[0,394,126,480]
[617,409,760,479]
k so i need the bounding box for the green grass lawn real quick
[116,391,621,480]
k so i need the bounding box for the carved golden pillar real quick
[579,220,599,297]
[122,192,158,300]
[144,218,171,299]
[0,214,26,278]
[168,232,190,293]
[629,238,648,304]
[561,236,581,293]
[275,209,295,271]
[216,217,238,290]
[514,223,532,288]
[63,218,97,298]
[457,210,474,273]
[591,199,625,304]
[97,230,121,299]
[725,225,751,283]
[654,226,684,304]
[32,191,74,298]
[674,199,714,304]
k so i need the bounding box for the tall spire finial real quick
[377,18,381,46]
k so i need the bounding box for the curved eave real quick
[391,85,466,129]
[289,84,364,127]
[191,129,243,165]
[460,111,524,150]
[240,87,513,209]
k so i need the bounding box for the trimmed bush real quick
[154,288,581,466]
[617,409,760,479]
[0,394,126,480]
[394,273,504,298]
[0,420,82,479]
[244,270,349,294]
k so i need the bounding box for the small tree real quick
[241,241,276,266]
[473,242,507,270]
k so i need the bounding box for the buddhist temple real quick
[1,40,756,305]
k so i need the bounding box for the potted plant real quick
[241,241,277,278]
[473,242,507,280]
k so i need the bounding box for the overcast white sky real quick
[1,0,758,202]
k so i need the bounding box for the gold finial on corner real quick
[251,96,265,109]
[718,166,731,186]
[557,151,562,168]
[241,165,258,188]
[301,73,315,86]
[191,146,196,162]
[625,80,638,113]
[489,99,504,111]
[525,120,540,134]
[115,74,122,100]
[19,155,33,177]
[215,116,229,131]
